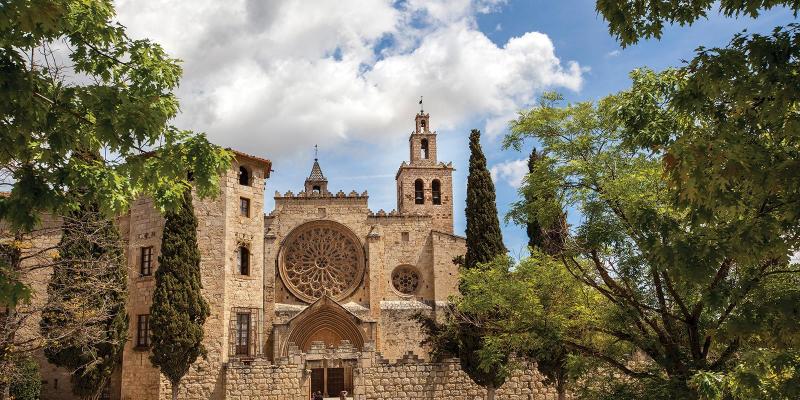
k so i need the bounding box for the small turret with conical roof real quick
[304,146,328,196]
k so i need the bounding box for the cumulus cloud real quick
[115,0,582,161]
[490,158,528,188]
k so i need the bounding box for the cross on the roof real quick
[314,144,318,161]
[419,96,424,113]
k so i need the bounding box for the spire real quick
[308,159,326,181]
[305,146,328,195]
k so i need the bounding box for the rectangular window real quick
[136,314,150,347]
[401,232,409,242]
[235,313,251,355]
[240,197,250,218]
[140,247,153,276]
[238,247,250,276]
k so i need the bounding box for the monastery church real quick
[31,111,559,400]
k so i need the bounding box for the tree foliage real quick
[149,190,209,400]
[595,0,800,47]
[505,89,800,398]
[40,202,127,399]
[8,356,40,400]
[457,253,601,400]
[0,0,232,307]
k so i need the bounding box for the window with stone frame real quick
[140,246,153,276]
[421,138,429,159]
[238,246,250,275]
[229,308,260,357]
[136,314,150,348]
[240,197,250,217]
[432,179,442,205]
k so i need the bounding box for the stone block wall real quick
[226,360,306,400]
[357,357,560,400]
[223,352,561,400]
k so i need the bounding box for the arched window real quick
[414,179,424,204]
[420,139,429,159]
[238,166,250,186]
[312,185,321,194]
[238,246,250,275]
[432,179,441,205]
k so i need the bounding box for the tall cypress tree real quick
[149,190,209,400]
[40,202,128,399]
[464,129,506,269]
[526,148,547,251]
[460,129,508,399]
[525,148,566,256]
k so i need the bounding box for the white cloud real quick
[114,0,582,161]
[606,49,621,58]
[490,158,528,188]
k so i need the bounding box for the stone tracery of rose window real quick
[392,265,420,295]
[280,222,364,302]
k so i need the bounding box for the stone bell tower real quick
[396,102,455,233]
[304,156,329,196]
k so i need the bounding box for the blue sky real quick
[117,0,797,257]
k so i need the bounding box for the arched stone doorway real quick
[275,296,372,399]
[286,302,365,353]
[280,296,367,355]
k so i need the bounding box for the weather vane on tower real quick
[314,144,318,161]
[419,96,424,113]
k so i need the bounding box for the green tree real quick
[149,190,210,400]
[593,3,800,235]
[519,148,566,255]
[9,357,41,400]
[464,129,506,269]
[525,149,546,251]
[457,253,601,400]
[505,91,800,399]
[40,201,127,399]
[0,0,232,307]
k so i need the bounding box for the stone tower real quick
[396,109,455,233]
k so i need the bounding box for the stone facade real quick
[19,112,560,399]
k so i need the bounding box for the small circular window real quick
[391,265,420,295]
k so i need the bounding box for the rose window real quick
[391,266,420,295]
[280,222,364,302]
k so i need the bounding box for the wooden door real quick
[310,368,324,396]
[326,367,344,397]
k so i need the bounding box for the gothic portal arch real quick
[282,296,366,356]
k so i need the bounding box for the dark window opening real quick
[238,247,250,275]
[414,179,424,204]
[312,185,321,194]
[432,179,441,205]
[235,313,251,356]
[420,120,426,129]
[136,314,150,347]
[420,138,429,159]
[140,247,153,276]
[238,166,250,186]
[240,197,250,217]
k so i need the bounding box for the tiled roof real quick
[307,159,326,181]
